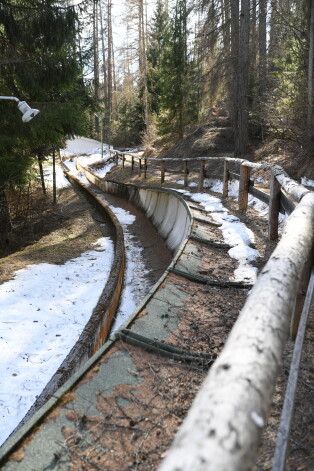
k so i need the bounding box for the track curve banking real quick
[0,155,313,471]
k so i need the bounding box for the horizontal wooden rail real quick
[158,191,314,471]
[108,151,314,471]
[272,268,314,471]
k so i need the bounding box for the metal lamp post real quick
[0,96,39,122]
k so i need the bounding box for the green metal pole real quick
[101,117,104,159]
[52,147,56,204]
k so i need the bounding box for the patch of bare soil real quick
[0,185,110,284]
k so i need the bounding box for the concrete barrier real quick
[76,160,192,254]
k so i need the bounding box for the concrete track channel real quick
[0,162,261,469]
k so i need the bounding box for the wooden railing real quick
[110,150,314,471]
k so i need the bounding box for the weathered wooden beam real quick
[158,192,314,471]
[290,250,313,340]
[268,171,281,240]
[223,160,230,197]
[144,159,147,179]
[131,155,134,172]
[138,158,142,176]
[161,160,165,183]
[198,159,205,191]
[238,163,250,210]
[272,269,314,471]
[184,160,189,187]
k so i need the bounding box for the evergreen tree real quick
[147,0,169,115]
[0,0,91,246]
[157,0,200,138]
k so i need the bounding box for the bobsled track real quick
[0,152,313,470]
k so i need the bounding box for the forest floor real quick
[1,123,313,470]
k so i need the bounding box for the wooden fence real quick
[110,150,314,471]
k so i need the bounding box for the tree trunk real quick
[99,0,108,105]
[38,154,46,194]
[258,0,267,98]
[107,0,113,147]
[308,0,314,138]
[236,0,250,156]
[139,0,150,128]
[230,0,239,145]
[93,0,100,135]
[0,188,11,247]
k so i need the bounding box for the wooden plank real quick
[169,267,253,289]
[268,171,281,240]
[249,186,270,205]
[223,160,230,197]
[238,164,250,210]
[161,160,165,183]
[184,160,188,187]
[198,159,205,191]
[290,252,313,339]
[280,190,295,215]
[272,269,314,471]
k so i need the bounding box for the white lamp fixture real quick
[0,96,40,122]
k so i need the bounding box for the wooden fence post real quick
[138,158,142,176]
[268,171,281,240]
[290,254,313,340]
[184,160,188,187]
[144,159,147,179]
[198,159,205,191]
[238,163,250,210]
[223,160,230,197]
[161,160,165,183]
[122,154,125,168]
[131,156,134,172]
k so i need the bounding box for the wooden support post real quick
[223,160,230,198]
[122,155,125,168]
[131,156,134,172]
[161,160,165,183]
[238,164,250,210]
[290,254,313,340]
[138,158,142,176]
[184,160,188,187]
[115,152,119,166]
[268,171,281,240]
[198,159,205,191]
[144,159,147,179]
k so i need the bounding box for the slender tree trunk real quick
[308,0,314,138]
[37,155,46,194]
[107,0,112,147]
[93,0,100,134]
[230,0,239,144]
[99,0,108,105]
[251,0,257,70]
[258,0,267,97]
[236,0,250,156]
[139,0,150,128]
[0,188,11,247]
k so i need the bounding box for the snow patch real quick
[0,237,114,446]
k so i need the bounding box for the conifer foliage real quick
[0,0,91,246]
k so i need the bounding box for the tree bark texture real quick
[308,0,314,138]
[235,0,250,156]
[0,188,11,247]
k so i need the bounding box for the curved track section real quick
[0,156,313,471]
